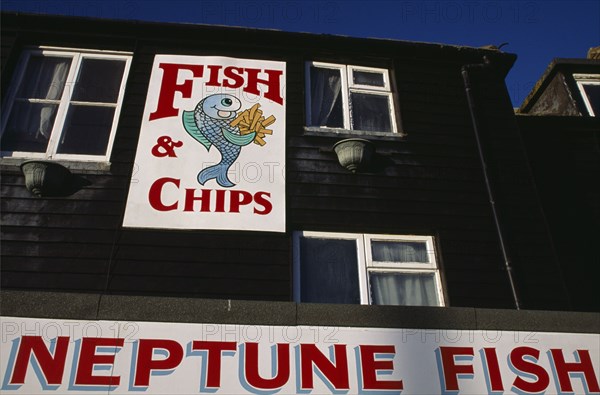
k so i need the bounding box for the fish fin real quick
[198,164,235,188]
[222,128,256,146]
[183,111,211,150]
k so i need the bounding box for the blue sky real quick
[2,0,598,106]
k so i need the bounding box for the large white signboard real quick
[123,55,286,232]
[1,317,599,394]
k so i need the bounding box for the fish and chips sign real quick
[123,55,286,232]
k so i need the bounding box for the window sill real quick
[303,126,406,141]
[0,157,112,174]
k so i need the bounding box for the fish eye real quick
[221,98,233,106]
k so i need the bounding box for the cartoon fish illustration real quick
[182,94,256,187]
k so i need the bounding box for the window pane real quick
[371,241,429,263]
[300,237,360,304]
[72,59,126,103]
[309,67,344,128]
[57,105,115,155]
[581,83,600,116]
[350,92,392,132]
[1,102,57,153]
[353,70,385,87]
[16,56,71,100]
[370,272,439,306]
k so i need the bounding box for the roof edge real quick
[1,10,516,69]
[518,58,600,113]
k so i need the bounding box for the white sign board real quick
[1,317,599,394]
[123,55,286,232]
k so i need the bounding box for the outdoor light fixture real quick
[20,160,72,197]
[333,138,375,173]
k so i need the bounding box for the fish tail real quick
[198,163,235,188]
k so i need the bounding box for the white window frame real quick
[305,62,398,133]
[347,65,391,91]
[0,47,132,162]
[574,73,600,116]
[293,231,445,306]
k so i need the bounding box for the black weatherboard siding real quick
[517,116,600,312]
[0,12,590,311]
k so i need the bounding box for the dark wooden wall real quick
[466,69,572,311]
[518,116,600,312]
[1,13,579,310]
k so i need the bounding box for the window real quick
[1,48,132,161]
[306,62,398,133]
[574,74,600,116]
[293,232,444,307]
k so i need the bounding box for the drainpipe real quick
[462,56,521,310]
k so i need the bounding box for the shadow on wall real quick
[20,160,92,198]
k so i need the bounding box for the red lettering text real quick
[438,346,475,392]
[223,67,245,89]
[215,189,226,212]
[10,336,69,386]
[510,347,549,393]
[184,188,211,212]
[359,345,403,391]
[205,65,222,87]
[150,63,204,121]
[134,339,184,387]
[148,177,180,211]
[482,348,504,392]
[550,349,600,393]
[300,344,349,390]
[191,341,237,388]
[253,191,272,215]
[230,190,253,213]
[149,181,271,214]
[244,68,284,105]
[75,338,124,387]
[244,343,290,390]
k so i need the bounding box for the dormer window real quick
[574,74,600,116]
